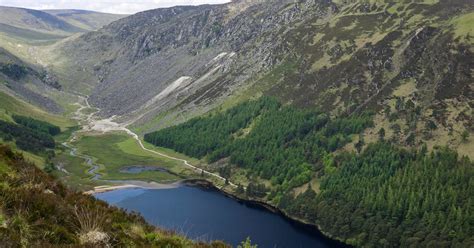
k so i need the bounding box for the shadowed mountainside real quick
[0,6,125,39]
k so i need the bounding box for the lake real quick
[95,185,346,248]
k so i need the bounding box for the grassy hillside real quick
[0,6,125,114]
[0,6,84,36]
[0,2,471,246]
[0,91,74,129]
[50,0,472,143]
[0,145,230,247]
[0,7,124,38]
[44,9,126,31]
[0,90,75,168]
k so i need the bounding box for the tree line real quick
[0,115,60,154]
[144,96,473,246]
[0,63,28,80]
[12,115,60,136]
[145,97,373,194]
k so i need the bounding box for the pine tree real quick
[355,133,365,154]
[378,128,386,141]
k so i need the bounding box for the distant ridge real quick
[0,6,126,38]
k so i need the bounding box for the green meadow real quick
[72,132,196,183]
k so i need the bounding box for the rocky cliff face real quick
[58,0,335,126]
[57,0,473,137]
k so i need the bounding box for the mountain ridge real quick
[51,0,472,153]
[0,1,472,247]
[0,6,126,35]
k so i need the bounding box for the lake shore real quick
[85,180,182,194]
[87,177,349,246]
[69,100,348,246]
[181,178,351,247]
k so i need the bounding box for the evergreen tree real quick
[355,133,365,154]
[378,128,385,141]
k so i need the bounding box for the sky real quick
[0,0,231,14]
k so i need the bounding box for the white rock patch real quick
[144,76,192,109]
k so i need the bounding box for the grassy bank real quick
[72,132,196,183]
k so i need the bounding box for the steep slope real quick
[0,7,125,113]
[0,6,84,39]
[55,0,338,126]
[0,48,63,113]
[0,1,470,247]
[145,97,474,247]
[0,145,230,247]
[51,1,473,245]
[56,0,472,141]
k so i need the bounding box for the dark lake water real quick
[95,186,345,248]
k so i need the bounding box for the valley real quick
[0,0,473,247]
[45,90,343,247]
[60,97,235,190]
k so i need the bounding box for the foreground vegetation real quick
[145,97,474,247]
[0,99,243,247]
[0,145,232,247]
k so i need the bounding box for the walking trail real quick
[64,97,237,194]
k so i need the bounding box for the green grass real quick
[54,126,80,143]
[73,133,194,182]
[0,91,75,129]
[141,140,201,165]
[0,160,9,174]
[0,211,4,227]
[55,152,88,178]
[0,24,66,42]
[217,59,298,112]
[52,151,99,191]
[0,138,46,167]
[21,151,45,168]
[130,111,168,135]
[103,169,180,182]
[451,12,474,45]
[65,131,247,192]
[0,92,76,169]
